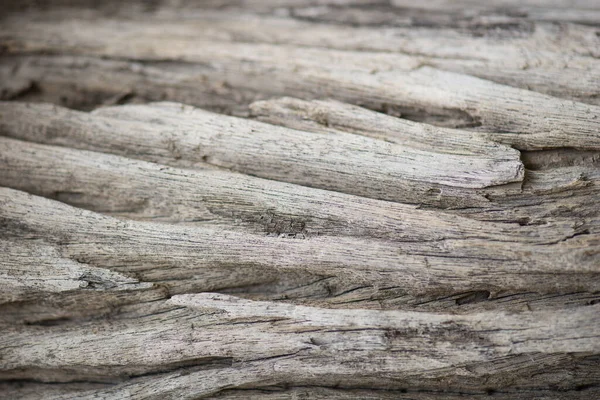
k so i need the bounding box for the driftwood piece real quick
[2,9,600,135]
[2,101,599,224]
[1,182,600,395]
[1,290,599,398]
[2,4,600,104]
[250,97,600,223]
[0,136,578,241]
[0,101,525,207]
[1,136,599,314]
[250,96,600,152]
[1,1,600,399]
[0,137,529,238]
[3,187,598,306]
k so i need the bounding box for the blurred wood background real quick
[1,1,599,399]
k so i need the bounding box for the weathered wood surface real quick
[2,289,599,397]
[0,102,524,206]
[2,1,600,114]
[1,1,600,399]
[2,184,599,309]
[2,101,599,224]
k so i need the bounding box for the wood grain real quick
[1,1,599,398]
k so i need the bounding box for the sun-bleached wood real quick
[1,1,600,398]
[250,96,600,152]
[2,12,600,143]
[3,187,598,302]
[249,96,600,222]
[1,138,599,313]
[2,6,599,105]
[0,102,525,207]
[3,101,599,225]
[1,291,599,398]
[0,136,582,243]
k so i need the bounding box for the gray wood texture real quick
[1,1,599,399]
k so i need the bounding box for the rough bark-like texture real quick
[1,1,600,399]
